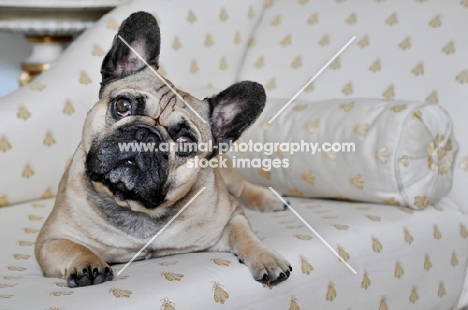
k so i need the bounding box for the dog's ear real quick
[208,81,266,147]
[101,11,160,84]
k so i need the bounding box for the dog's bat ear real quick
[207,81,266,147]
[100,11,160,84]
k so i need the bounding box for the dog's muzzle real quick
[85,123,169,209]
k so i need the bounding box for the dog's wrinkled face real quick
[83,12,266,209]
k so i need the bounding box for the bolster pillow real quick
[229,98,458,210]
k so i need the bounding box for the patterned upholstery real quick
[1,197,467,309]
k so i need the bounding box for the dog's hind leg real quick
[218,155,286,212]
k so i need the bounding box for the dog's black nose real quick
[125,123,164,146]
[135,128,148,141]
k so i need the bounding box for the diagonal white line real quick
[117,187,206,275]
[268,187,357,275]
[268,36,356,123]
[118,35,207,124]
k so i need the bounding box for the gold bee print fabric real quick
[231,98,457,210]
[0,197,467,309]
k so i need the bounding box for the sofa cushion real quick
[237,0,468,210]
[1,197,467,309]
[229,98,457,210]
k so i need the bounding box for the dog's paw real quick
[242,248,292,284]
[241,183,286,212]
[67,258,113,288]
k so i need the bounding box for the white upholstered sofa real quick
[1,0,468,309]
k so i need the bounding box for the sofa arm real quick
[0,0,265,207]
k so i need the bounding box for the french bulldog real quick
[35,11,291,288]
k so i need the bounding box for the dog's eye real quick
[175,135,195,156]
[115,98,132,117]
[176,136,191,144]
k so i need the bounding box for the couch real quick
[1,0,467,309]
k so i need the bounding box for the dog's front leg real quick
[210,205,292,284]
[35,239,113,287]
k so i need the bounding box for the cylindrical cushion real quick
[229,98,458,210]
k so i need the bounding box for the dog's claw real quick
[262,274,269,282]
[104,267,111,276]
[68,273,79,288]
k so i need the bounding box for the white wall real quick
[0,33,32,98]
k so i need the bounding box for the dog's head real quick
[84,12,266,209]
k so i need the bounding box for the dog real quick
[35,11,292,288]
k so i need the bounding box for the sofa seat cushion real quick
[1,197,467,309]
